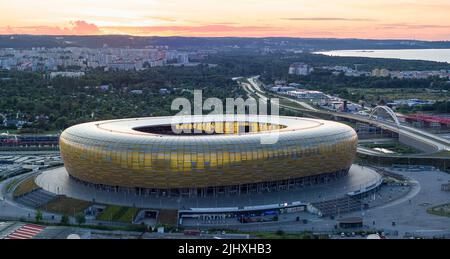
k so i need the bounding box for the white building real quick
[372,68,390,77]
[286,90,326,99]
[288,63,314,76]
[270,86,297,93]
[177,53,189,65]
[49,71,85,79]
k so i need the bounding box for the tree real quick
[35,210,43,223]
[75,213,86,225]
[54,116,68,130]
[60,214,70,225]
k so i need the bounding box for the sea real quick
[315,49,450,64]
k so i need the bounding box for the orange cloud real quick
[102,24,289,37]
[0,20,100,35]
[0,20,449,40]
[69,21,101,35]
[282,17,377,22]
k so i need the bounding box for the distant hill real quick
[0,35,450,50]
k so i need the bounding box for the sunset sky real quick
[1,0,450,40]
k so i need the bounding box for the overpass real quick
[239,76,450,170]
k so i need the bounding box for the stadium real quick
[58,115,358,197]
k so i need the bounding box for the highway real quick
[239,76,450,158]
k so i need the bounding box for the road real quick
[247,77,318,111]
[0,173,60,223]
[234,167,450,239]
[240,76,450,158]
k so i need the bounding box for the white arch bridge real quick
[369,106,400,126]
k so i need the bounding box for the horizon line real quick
[2,34,449,43]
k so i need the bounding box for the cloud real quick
[210,22,240,25]
[282,17,377,22]
[0,20,449,40]
[0,20,101,35]
[380,23,450,29]
[103,24,286,36]
[145,16,177,22]
[69,21,101,35]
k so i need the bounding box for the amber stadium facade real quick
[59,115,357,197]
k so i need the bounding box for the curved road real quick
[240,76,450,158]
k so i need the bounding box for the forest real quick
[1,51,449,132]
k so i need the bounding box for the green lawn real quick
[13,176,39,197]
[119,207,140,222]
[40,196,93,216]
[97,205,140,223]
[345,88,450,104]
[427,204,450,218]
